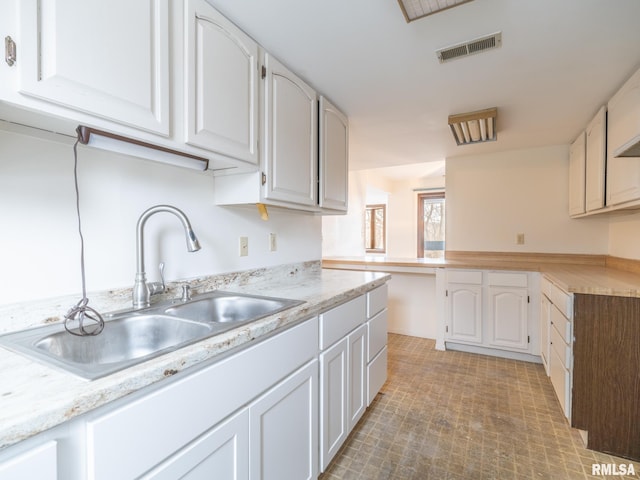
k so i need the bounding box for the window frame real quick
[417,192,445,258]
[365,204,386,254]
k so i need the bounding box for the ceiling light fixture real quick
[448,107,497,146]
[397,0,474,23]
[76,126,209,171]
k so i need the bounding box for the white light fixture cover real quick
[76,126,209,171]
[397,0,474,22]
[448,108,497,146]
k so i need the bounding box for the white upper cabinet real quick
[568,131,586,216]
[585,106,607,212]
[262,52,318,207]
[319,96,349,212]
[18,0,170,135]
[607,67,640,206]
[184,0,259,164]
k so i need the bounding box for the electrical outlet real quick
[269,233,277,252]
[239,236,249,256]
[516,233,525,245]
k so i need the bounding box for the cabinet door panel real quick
[540,294,551,374]
[446,284,482,344]
[143,410,249,480]
[185,0,258,163]
[19,0,169,135]
[585,107,606,212]
[319,338,348,471]
[249,360,318,480]
[488,287,528,351]
[569,131,586,215]
[319,96,348,211]
[263,53,318,206]
[348,324,367,430]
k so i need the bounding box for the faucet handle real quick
[180,284,192,302]
[148,262,166,296]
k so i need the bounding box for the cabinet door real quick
[569,131,586,216]
[607,67,640,206]
[0,441,57,480]
[249,360,318,480]
[446,284,482,344]
[540,294,551,374]
[585,107,606,212]
[262,53,318,207]
[487,287,529,351]
[184,0,259,164]
[18,0,170,135]
[319,96,348,211]
[142,410,249,480]
[348,323,368,431]
[319,338,348,472]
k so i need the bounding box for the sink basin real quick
[0,291,303,380]
[0,315,213,380]
[35,315,212,364]
[163,291,303,324]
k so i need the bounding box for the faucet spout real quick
[133,205,201,308]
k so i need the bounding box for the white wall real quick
[446,145,609,254]
[608,211,640,260]
[0,128,322,306]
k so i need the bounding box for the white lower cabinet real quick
[320,337,349,469]
[542,276,574,421]
[249,361,318,480]
[319,286,388,472]
[143,409,249,480]
[444,270,536,358]
[84,317,318,480]
[540,293,551,374]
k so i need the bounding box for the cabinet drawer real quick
[367,346,387,406]
[487,272,528,288]
[447,270,482,285]
[86,317,318,480]
[549,347,571,420]
[0,441,57,480]
[550,323,571,368]
[550,306,571,344]
[367,309,387,362]
[320,296,366,349]
[544,277,573,319]
[366,284,388,319]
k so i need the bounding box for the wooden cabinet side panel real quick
[572,294,640,461]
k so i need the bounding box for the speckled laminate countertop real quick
[0,262,390,451]
[322,254,640,297]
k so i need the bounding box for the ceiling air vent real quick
[436,32,502,64]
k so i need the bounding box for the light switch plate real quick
[239,236,249,256]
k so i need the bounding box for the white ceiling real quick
[207,0,640,171]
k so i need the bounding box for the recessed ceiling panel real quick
[397,0,475,23]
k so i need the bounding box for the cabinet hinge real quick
[5,36,16,67]
[261,172,267,185]
[527,335,530,343]
[445,325,449,333]
[445,290,448,297]
[261,65,266,79]
[527,295,530,303]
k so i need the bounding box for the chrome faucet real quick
[133,205,201,308]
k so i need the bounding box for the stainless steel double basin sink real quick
[0,291,303,380]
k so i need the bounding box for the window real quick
[418,192,445,258]
[365,204,386,253]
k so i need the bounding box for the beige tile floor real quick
[320,334,640,480]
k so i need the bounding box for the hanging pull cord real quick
[63,138,104,336]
